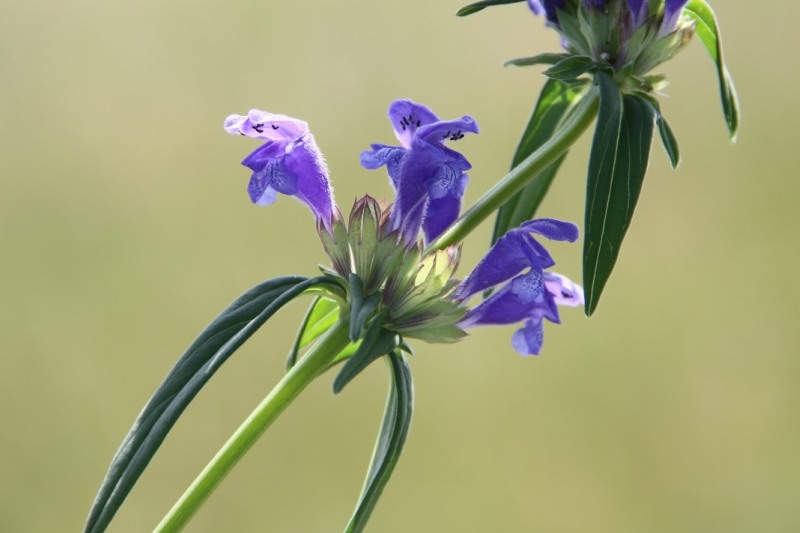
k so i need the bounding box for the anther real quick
[252,123,265,133]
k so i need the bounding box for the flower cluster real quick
[225,100,582,355]
[529,0,695,82]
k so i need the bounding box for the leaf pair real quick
[83,276,341,533]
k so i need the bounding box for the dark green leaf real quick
[656,110,680,169]
[544,55,595,81]
[457,0,525,16]
[504,53,569,68]
[286,296,340,370]
[334,316,399,394]
[492,79,588,243]
[83,275,341,533]
[344,351,413,533]
[583,73,655,315]
[684,0,740,140]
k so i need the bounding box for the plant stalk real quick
[154,319,351,532]
[425,87,600,252]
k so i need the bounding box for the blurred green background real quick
[2,1,799,531]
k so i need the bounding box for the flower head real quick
[455,218,583,356]
[361,99,479,245]
[527,0,694,79]
[224,109,335,228]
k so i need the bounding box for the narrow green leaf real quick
[656,110,680,169]
[333,316,399,394]
[286,296,340,370]
[583,73,656,315]
[504,53,569,68]
[83,275,342,533]
[684,1,740,140]
[543,55,595,81]
[456,0,525,16]
[344,351,413,533]
[492,79,588,243]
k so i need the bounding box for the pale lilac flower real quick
[224,110,334,228]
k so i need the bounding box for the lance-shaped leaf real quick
[583,72,655,315]
[684,0,740,140]
[344,350,413,533]
[492,79,589,244]
[504,53,569,68]
[457,0,526,16]
[83,275,342,533]
[286,296,341,369]
[334,314,400,394]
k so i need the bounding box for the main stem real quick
[426,88,600,253]
[154,320,351,532]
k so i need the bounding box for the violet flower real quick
[224,109,334,228]
[455,219,583,356]
[360,99,479,245]
[527,0,566,25]
[659,0,690,36]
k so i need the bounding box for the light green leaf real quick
[504,53,569,68]
[456,0,525,16]
[286,296,340,370]
[684,1,740,139]
[583,73,656,315]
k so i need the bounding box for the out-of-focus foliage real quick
[1,1,799,531]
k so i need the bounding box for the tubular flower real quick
[224,109,335,228]
[360,99,479,245]
[455,219,583,356]
[526,0,695,79]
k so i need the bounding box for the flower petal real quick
[459,282,535,327]
[544,272,584,307]
[416,116,479,146]
[519,218,580,242]
[511,319,545,356]
[422,193,461,244]
[387,99,440,149]
[282,135,335,226]
[360,144,406,188]
[660,0,688,36]
[224,110,308,142]
[453,231,537,300]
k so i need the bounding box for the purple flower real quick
[627,0,649,28]
[583,0,608,10]
[659,0,689,36]
[224,109,334,228]
[455,219,583,356]
[527,0,566,25]
[361,99,478,245]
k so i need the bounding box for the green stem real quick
[154,319,351,532]
[425,87,600,253]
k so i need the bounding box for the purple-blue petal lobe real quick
[360,144,405,188]
[519,218,580,242]
[511,319,545,356]
[422,194,461,245]
[388,99,440,149]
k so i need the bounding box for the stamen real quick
[252,123,265,133]
[271,124,279,130]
